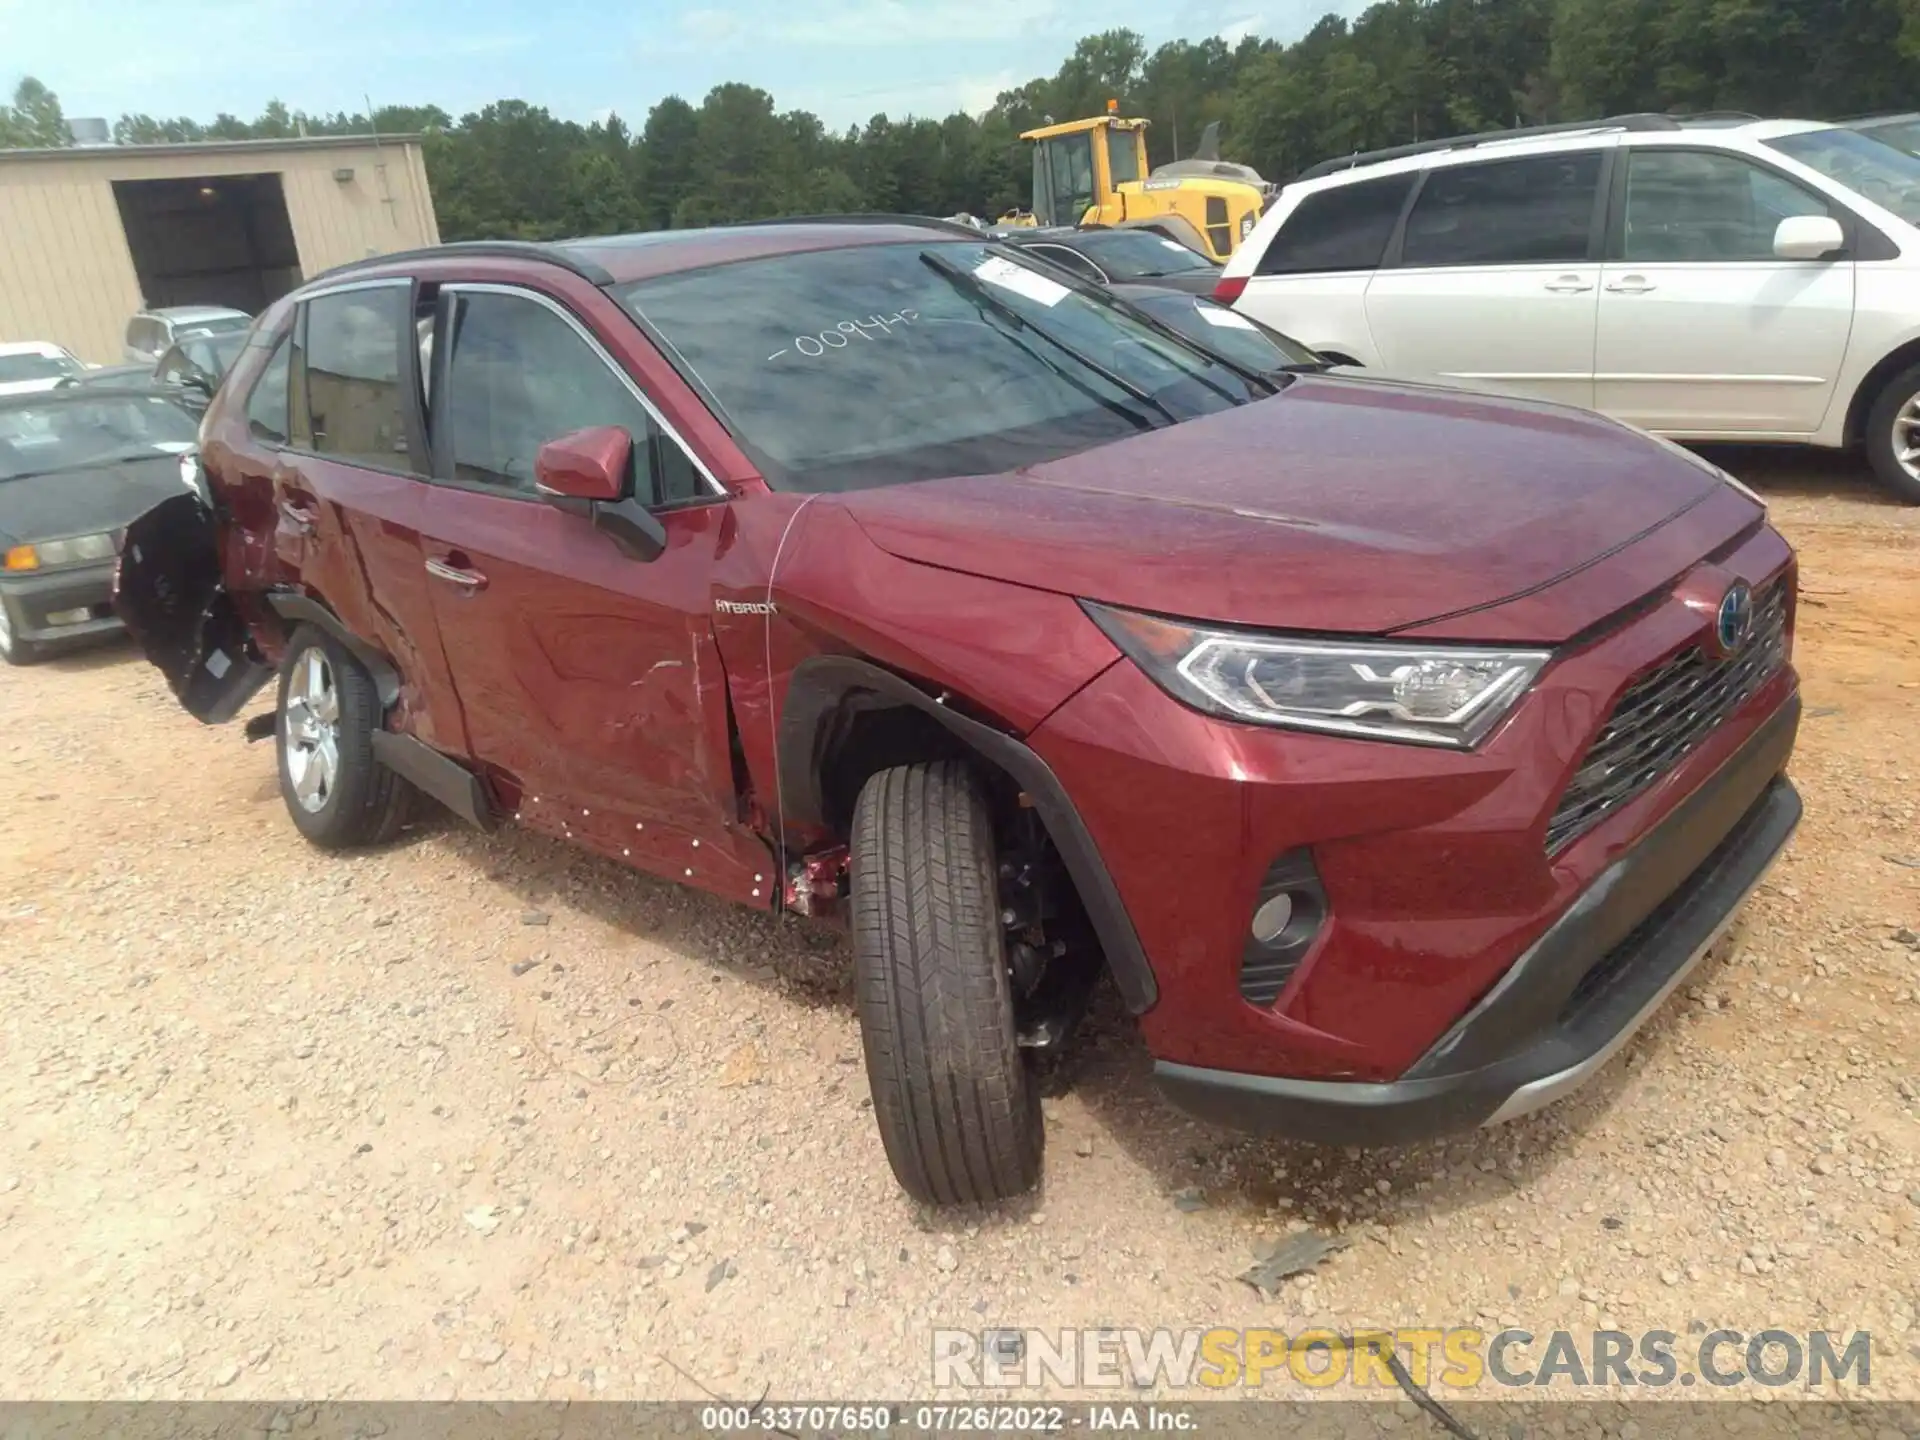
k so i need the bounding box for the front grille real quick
[1545,580,1787,855]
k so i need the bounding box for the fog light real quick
[45,607,92,627]
[1239,849,1328,1007]
[1250,892,1294,944]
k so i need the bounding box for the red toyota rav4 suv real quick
[117,219,1802,1206]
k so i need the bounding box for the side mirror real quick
[534,425,632,501]
[533,425,667,563]
[1773,215,1845,261]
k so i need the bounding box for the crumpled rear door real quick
[114,491,274,724]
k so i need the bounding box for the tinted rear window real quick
[1401,151,1603,267]
[617,241,1259,492]
[1258,175,1415,274]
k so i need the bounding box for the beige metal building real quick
[0,135,440,364]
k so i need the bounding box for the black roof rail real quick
[1295,113,1682,182]
[309,240,616,288]
[724,212,990,238]
[1676,110,1763,124]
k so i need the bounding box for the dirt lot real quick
[1,449,1916,1407]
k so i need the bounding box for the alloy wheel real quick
[1896,391,1920,483]
[0,604,13,657]
[282,647,341,814]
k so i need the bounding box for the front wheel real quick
[851,760,1043,1205]
[1865,362,1920,505]
[276,626,413,848]
[0,601,39,666]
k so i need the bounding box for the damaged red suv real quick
[117,219,1801,1205]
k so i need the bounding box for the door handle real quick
[425,557,488,591]
[1544,276,1594,293]
[1606,277,1657,294]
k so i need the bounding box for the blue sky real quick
[3,0,1369,132]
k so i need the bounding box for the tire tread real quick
[851,760,1041,1205]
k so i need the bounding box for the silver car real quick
[122,305,252,366]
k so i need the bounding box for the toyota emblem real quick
[1716,581,1754,654]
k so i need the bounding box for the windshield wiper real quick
[919,250,1179,428]
[1107,298,1282,399]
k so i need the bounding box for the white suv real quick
[1220,115,1920,503]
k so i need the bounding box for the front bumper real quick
[1154,695,1799,1143]
[0,562,122,648]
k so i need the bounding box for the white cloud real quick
[1217,14,1263,44]
[955,70,1021,115]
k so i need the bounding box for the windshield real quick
[1074,230,1218,278]
[1765,128,1920,226]
[1857,118,1920,157]
[0,352,80,384]
[175,315,252,340]
[1122,292,1322,372]
[0,394,199,480]
[618,241,1262,491]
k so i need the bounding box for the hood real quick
[0,452,186,546]
[839,375,1744,640]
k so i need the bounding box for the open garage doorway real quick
[112,173,302,316]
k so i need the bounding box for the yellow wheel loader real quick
[998,105,1271,262]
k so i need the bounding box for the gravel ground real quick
[0,448,1915,1408]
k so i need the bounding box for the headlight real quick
[4,532,119,571]
[1085,603,1550,748]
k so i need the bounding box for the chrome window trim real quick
[440,280,725,497]
[298,276,415,302]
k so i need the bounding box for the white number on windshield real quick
[769,311,919,362]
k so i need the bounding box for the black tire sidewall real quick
[1866,364,1920,505]
[275,626,395,848]
[0,595,38,666]
[850,760,1043,1205]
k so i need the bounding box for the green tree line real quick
[5,0,1919,240]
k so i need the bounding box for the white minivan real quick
[1220,115,1920,503]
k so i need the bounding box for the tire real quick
[851,760,1043,1205]
[1864,362,1920,505]
[275,625,412,849]
[0,600,39,666]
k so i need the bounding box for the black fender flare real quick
[266,591,402,712]
[778,656,1158,1014]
